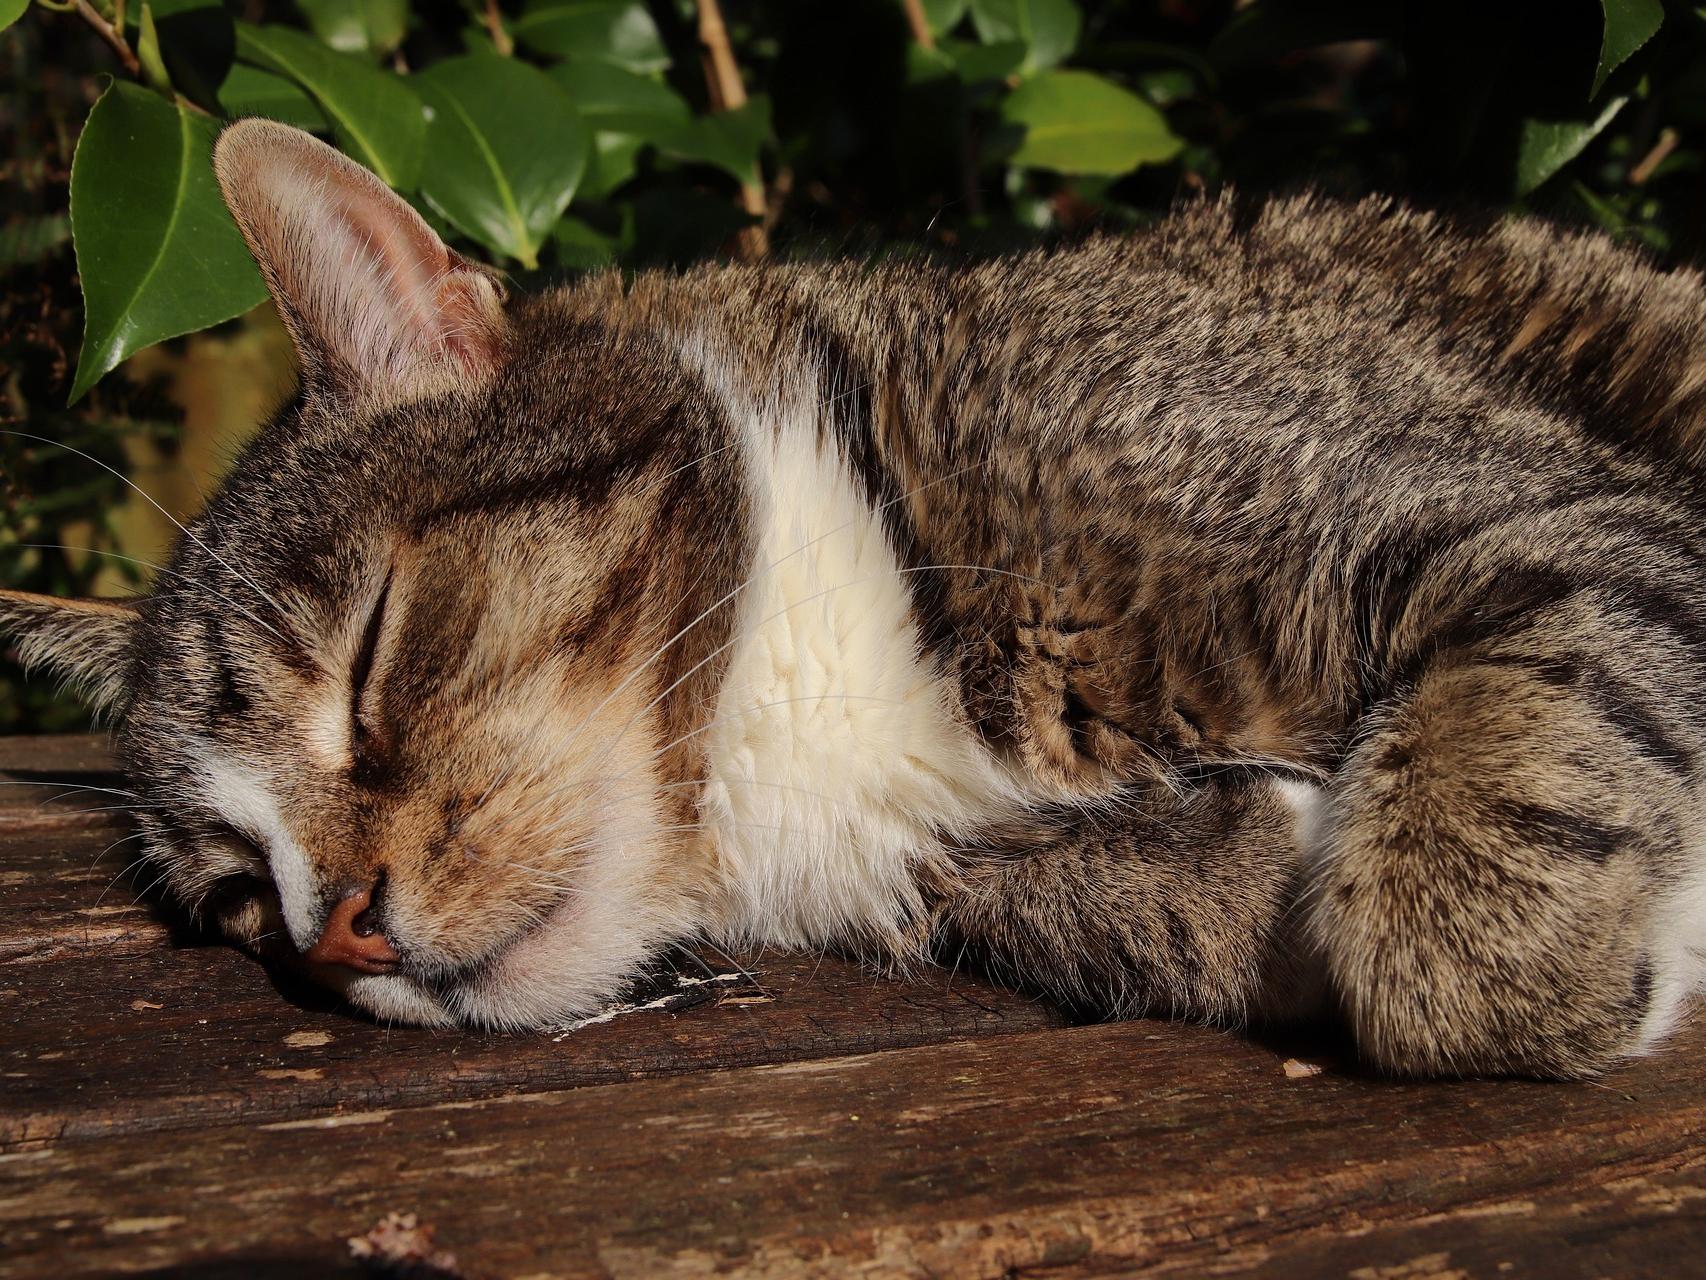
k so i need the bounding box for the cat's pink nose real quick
[304,879,398,973]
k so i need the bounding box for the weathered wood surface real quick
[3,736,1705,1279]
[0,739,1065,1150]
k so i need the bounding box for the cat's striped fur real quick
[4,120,1705,1077]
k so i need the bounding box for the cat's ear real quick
[212,119,506,401]
[0,591,139,714]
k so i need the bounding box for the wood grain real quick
[0,742,1065,1151]
[3,1018,1704,1279]
[4,736,1704,1279]
[1,940,1065,1149]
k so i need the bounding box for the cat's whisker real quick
[0,430,292,627]
[631,439,740,501]
[519,694,905,831]
[495,689,902,835]
[9,543,288,641]
[597,560,1057,772]
[88,842,156,912]
[691,936,766,993]
[552,457,1007,766]
[85,828,149,874]
[126,865,176,910]
[0,780,138,799]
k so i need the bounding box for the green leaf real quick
[0,0,26,32]
[69,82,268,402]
[905,43,958,86]
[1001,69,1182,175]
[234,23,425,189]
[546,58,691,136]
[137,5,178,98]
[921,0,971,34]
[128,0,235,109]
[940,36,1026,83]
[969,0,1080,74]
[0,214,71,269]
[1595,0,1663,96]
[512,1,670,73]
[580,133,644,199]
[1515,95,1628,195]
[551,215,620,270]
[415,54,589,269]
[217,63,329,131]
[651,97,771,185]
[1134,67,1196,107]
[295,0,409,59]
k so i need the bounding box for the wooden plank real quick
[2,1018,1703,1279]
[1,940,1064,1149]
[1,738,1066,1147]
[0,734,116,785]
[0,828,168,963]
[0,735,154,964]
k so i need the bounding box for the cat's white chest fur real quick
[692,362,1022,951]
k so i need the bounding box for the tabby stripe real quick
[1496,652,1695,776]
[1486,799,1629,864]
[797,310,956,659]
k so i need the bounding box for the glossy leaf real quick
[217,63,329,131]
[415,54,589,269]
[130,0,234,109]
[969,0,1081,74]
[580,133,644,199]
[234,22,425,189]
[921,0,971,34]
[652,97,771,185]
[941,36,1027,83]
[547,58,691,136]
[1594,0,1663,96]
[1001,70,1182,175]
[552,215,621,270]
[296,0,408,59]
[68,82,267,402]
[0,0,26,32]
[512,1,670,73]
[1515,96,1628,195]
[905,44,957,86]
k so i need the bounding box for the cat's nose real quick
[303,876,399,973]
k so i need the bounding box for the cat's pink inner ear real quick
[213,119,505,398]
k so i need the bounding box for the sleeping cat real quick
[5,118,1705,1079]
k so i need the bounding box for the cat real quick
[5,117,1706,1079]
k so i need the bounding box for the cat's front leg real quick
[931,779,1323,1029]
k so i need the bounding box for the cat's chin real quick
[330,892,690,1032]
[338,971,459,1028]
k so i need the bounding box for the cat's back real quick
[779,194,1706,494]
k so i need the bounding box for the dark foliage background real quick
[2,0,1702,731]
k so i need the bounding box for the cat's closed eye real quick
[4,117,1705,1080]
[348,570,392,773]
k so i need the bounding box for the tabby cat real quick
[6,119,1705,1079]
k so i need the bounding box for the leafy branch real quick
[1,0,1689,409]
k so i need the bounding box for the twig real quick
[484,0,514,56]
[764,164,795,234]
[696,0,769,259]
[901,0,936,50]
[62,0,215,114]
[72,0,142,77]
[1630,128,1679,186]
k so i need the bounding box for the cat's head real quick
[0,121,751,1028]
